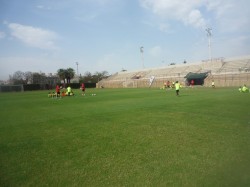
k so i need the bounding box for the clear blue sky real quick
[0,0,250,80]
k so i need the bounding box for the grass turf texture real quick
[0,87,250,186]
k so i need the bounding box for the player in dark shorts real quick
[81,83,85,96]
[56,85,60,98]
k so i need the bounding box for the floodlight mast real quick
[140,46,144,68]
[206,27,212,62]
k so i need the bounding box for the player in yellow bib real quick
[175,81,180,96]
[67,86,72,96]
[242,85,249,93]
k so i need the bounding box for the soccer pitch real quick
[0,87,250,186]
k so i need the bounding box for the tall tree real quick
[65,68,75,84]
[93,71,109,82]
[10,71,25,84]
[79,71,109,83]
[24,71,33,84]
[57,69,66,84]
[32,72,46,84]
[81,71,92,83]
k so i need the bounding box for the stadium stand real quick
[97,55,250,88]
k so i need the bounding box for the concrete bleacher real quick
[218,58,250,73]
[143,67,175,78]
[97,55,250,88]
[142,64,202,79]
[107,71,143,81]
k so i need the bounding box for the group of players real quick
[161,80,182,96]
[48,83,86,98]
[48,80,248,98]
[239,85,249,93]
[162,79,216,96]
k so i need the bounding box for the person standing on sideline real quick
[81,83,85,96]
[175,81,180,96]
[212,80,215,88]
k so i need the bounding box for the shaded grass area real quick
[0,87,250,186]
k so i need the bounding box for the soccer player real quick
[81,83,85,96]
[67,85,72,96]
[212,80,215,88]
[175,81,180,96]
[172,81,175,88]
[238,87,242,92]
[190,79,194,88]
[242,85,249,93]
[56,85,61,98]
[167,80,170,88]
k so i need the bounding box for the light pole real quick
[205,27,212,62]
[76,62,79,76]
[140,46,144,68]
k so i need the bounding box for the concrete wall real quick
[204,73,250,87]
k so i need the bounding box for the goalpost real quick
[0,85,24,92]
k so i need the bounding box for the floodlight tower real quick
[140,46,144,68]
[205,27,212,62]
[76,62,79,76]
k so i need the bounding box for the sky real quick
[0,0,250,80]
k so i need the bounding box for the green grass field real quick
[0,87,250,186]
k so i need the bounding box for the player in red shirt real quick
[167,81,170,88]
[190,79,194,88]
[81,83,85,96]
[56,85,61,98]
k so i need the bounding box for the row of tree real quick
[56,68,109,84]
[79,71,109,83]
[8,71,50,85]
[8,68,110,85]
